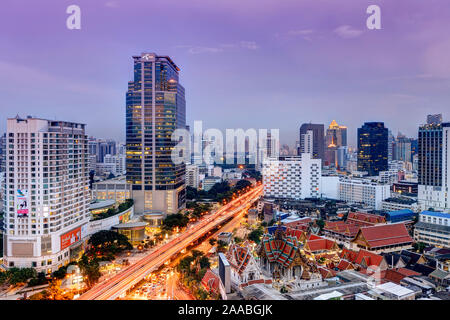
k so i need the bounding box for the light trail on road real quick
[78,185,263,300]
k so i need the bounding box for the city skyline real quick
[1,0,450,147]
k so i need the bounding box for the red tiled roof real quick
[354,223,413,249]
[305,238,338,252]
[308,234,323,241]
[318,266,337,279]
[284,227,304,240]
[336,259,354,271]
[347,212,386,226]
[339,248,358,262]
[284,218,311,229]
[201,269,220,293]
[354,249,385,268]
[383,268,420,284]
[397,267,421,277]
[324,221,360,237]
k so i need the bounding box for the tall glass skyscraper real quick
[357,122,388,176]
[126,53,186,214]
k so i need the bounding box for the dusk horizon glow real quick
[1,0,450,147]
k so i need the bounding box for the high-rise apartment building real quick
[262,154,322,200]
[126,53,186,214]
[186,164,199,189]
[299,123,324,161]
[300,130,314,155]
[418,122,450,211]
[357,122,389,176]
[3,116,90,272]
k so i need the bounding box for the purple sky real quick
[1,0,450,147]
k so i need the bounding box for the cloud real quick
[175,41,259,54]
[105,1,119,8]
[240,41,259,50]
[333,25,363,39]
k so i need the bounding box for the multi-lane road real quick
[78,185,263,300]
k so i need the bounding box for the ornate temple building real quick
[256,226,325,291]
[226,241,262,286]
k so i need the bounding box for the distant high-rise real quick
[3,116,90,271]
[300,130,314,155]
[299,123,324,161]
[427,114,443,125]
[357,122,389,176]
[395,133,412,163]
[126,53,186,214]
[418,122,450,211]
[325,120,347,166]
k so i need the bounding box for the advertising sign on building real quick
[16,189,29,218]
[60,227,82,250]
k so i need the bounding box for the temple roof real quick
[352,223,413,249]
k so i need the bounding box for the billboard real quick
[60,227,82,250]
[16,189,29,218]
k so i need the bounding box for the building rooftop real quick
[421,211,450,219]
[112,222,147,229]
[90,200,116,210]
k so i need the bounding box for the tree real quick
[235,179,252,191]
[248,228,264,244]
[199,256,211,269]
[52,265,70,280]
[208,238,217,246]
[88,230,132,256]
[186,186,198,200]
[178,256,195,274]
[191,250,204,259]
[28,279,72,300]
[78,254,101,288]
[413,242,427,253]
[28,272,48,287]
[233,236,243,244]
[162,213,189,230]
[1,268,37,286]
[316,219,325,231]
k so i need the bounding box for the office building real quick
[357,122,389,176]
[299,123,324,161]
[418,122,450,211]
[3,116,90,272]
[395,134,413,163]
[326,120,347,148]
[126,53,186,214]
[262,154,321,200]
[414,211,450,248]
[103,154,126,176]
[202,176,221,192]
[336,146,348,170]
[300,130,314,155]
[186,164,200,189]
[338,177,391,210]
